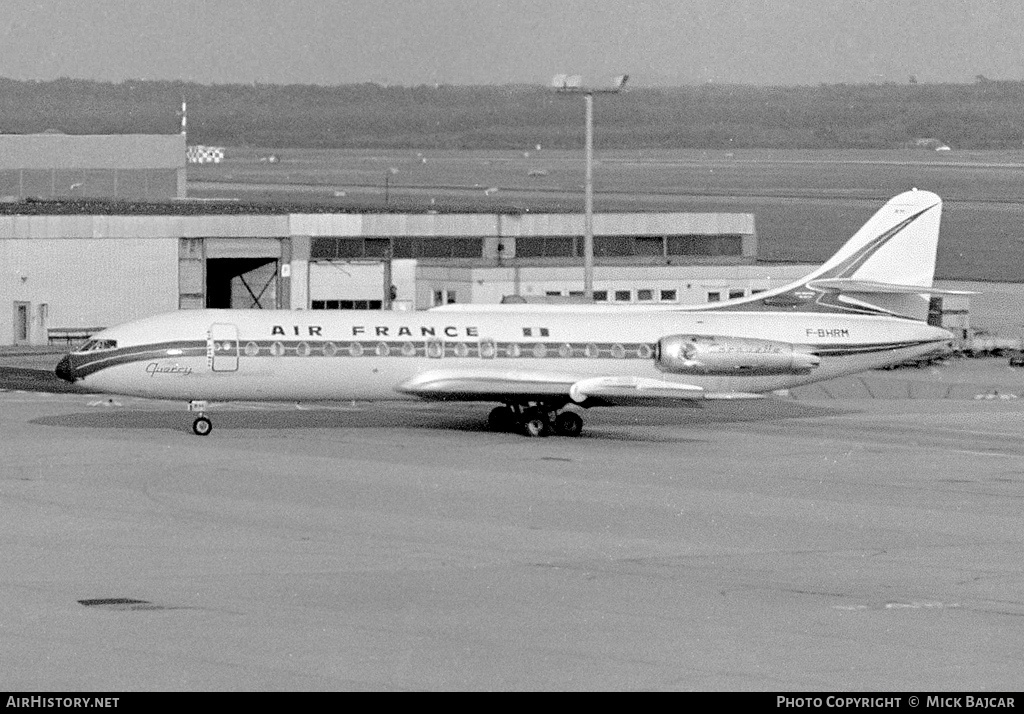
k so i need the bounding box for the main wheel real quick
[192,416,212,436]
[487,406,517,432]
[553,411,584,437]
[520,408,549,437]
[523,417,549,437]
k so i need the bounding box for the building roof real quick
[0,200,756,242]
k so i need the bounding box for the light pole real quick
[553,74,628,300]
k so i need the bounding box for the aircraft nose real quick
[55,354,78,383]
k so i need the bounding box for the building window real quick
[660,289,677,302]
[515,237,577,258]
[593,290,608,302]
[595,237,631,257]
[729,289,745,299]
[637,289,653,301]
[418,238,483,259]
[415,239,452,258]
[707,291,721,302]
[310,237,341,259]
[310,299,381,310]
[633,236,664,256]
[614,290,631,302]
[434,289,457,305]
[667,235,744,257]
[514,238,544,258]
[364,238,391,258]
[545,290,563,297]
[334,240,364,259]
[393,237,416,258]
[317,237,484,260]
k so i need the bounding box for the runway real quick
[2,385,1024,690]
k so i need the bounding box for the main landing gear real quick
[488,403,584,438]
[189,401,212,436]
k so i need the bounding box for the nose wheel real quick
[189,401,212,436]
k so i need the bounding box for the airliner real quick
[56,189,960,437]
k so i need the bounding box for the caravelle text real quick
[145,363,193,377]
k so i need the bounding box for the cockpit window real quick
[78,339,118,352]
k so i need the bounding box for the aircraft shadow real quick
[29,399,851,440]
[0,367,87,394]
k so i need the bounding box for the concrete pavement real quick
[2,389,1023,690]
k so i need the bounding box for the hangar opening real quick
[178,237,290,310]
[206,258,279,309]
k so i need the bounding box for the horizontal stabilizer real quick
[806,279,976,296]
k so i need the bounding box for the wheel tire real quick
[553,411,583,437]
[523,417,548,437]
[487,406,516,432]
[192,416,212,436]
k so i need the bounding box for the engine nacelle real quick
[655,335,820,376]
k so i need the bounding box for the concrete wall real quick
[0,237,178,344]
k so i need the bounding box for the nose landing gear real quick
[189,401,212,436]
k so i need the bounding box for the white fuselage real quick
[69,308,951,403]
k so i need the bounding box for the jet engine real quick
[655,335,820,376]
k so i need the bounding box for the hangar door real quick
[309,261,387,310]
[180,238,290,310]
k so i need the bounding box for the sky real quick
[2,0,1024,86]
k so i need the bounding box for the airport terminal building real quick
[1,199,810,345]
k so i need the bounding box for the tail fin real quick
[806,188,942,288]
[731,189,945,320]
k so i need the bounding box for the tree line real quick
[2,77,1023,150]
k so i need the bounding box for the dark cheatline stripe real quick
[808,339,944,357]
[70,341,206,378]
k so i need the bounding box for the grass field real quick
[188,148,1024,283]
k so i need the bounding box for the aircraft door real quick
[209,323,240,372]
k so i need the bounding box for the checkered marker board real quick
[187,145,225,164]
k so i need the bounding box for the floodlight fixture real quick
[551,74,627,95]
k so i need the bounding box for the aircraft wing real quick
[395,369,762,407]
